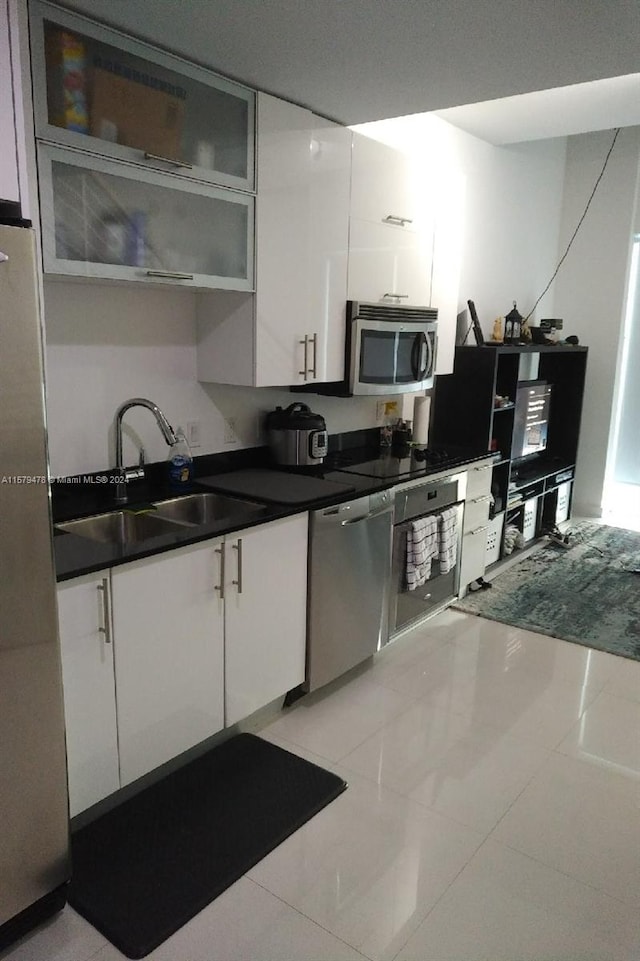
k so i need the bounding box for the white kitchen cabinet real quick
[459,459,494,594]
[350,132,428,233]
[347,216,432,307]
[111,540,225,786]
[0,0,19,206]
[196,95,351,387]
[224,513,308,726]
[30,0,254,192]
[38,143,253,289]
[57,572,120,817]
[347,132,434,309]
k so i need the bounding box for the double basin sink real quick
[55,492,267,548]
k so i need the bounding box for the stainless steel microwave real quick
[293,300,438,397]
[347,300,438,395]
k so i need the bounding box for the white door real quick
[309,118,351,383]
[111,540,225,785]
[57,573,120,816]
[347,217,432,306]
[255,93,312,386]
[224,514,308,726]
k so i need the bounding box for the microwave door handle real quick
[419,331,433,379]
[410,333,422,380]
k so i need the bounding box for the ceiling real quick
[59,0,640,136]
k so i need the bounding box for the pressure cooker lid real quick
[265,402,326,431]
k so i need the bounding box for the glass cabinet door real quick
[31,1,255,192]
[39,145,254,290]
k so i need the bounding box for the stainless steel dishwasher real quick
[306,490,393,692]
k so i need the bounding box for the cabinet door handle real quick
[469,495,492,504]
[146,270,194,280]
[299,335,309,379]
[232,538,243,594]
[468,525,489,536]
[97,578,111,644]
[383,292,409,300]
[215,543,225,599]
[143,151,193,170]
[310,332,318,378]
[383,215,413,226]
[473,465,491,472]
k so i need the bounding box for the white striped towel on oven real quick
[439,506,458,574]
[406,514,439,590]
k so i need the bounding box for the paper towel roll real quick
[413,395,431,446]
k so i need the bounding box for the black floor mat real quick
[68,733,347,958]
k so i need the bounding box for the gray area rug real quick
[453,521,640,662]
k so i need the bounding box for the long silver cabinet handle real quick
[383,292,409,299]
[473,465,491,472]
[310,332,318,378]
[469,495,492,504]
[468,525,489,536]
[97,578,111,644]
[383,215,413,226]
[143,151,193,169]
[146,270,194,280]
[0,251,8,264]
[232,538,243,594]
[341,506,393,526]
[299,335,309,379]
[215,543,225,599]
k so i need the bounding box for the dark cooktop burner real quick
[329,447,454,480]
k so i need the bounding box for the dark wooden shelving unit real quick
[431,344,588,564]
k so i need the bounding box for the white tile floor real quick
[4,609,640,961]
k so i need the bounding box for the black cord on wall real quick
[523,127,621,324]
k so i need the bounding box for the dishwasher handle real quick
[341,505,393,526]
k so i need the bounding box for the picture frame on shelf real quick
[467,299,485,346]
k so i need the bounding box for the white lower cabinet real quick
[224,513,308,726]
[111,540,225,787]
[57,572,120,817]
[57,513,308,812]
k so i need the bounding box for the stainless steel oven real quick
[389,472,465,639]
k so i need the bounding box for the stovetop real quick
[323,446,470,480]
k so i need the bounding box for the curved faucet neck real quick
[114,398,177,503]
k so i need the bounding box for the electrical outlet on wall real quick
[224,417,238,445]
[186,421,201,448]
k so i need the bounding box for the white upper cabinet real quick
[197,94,351,387]
[30,1,254,192]
[350,132,429,234]
[348,132,435,309]
[254,98,351,386]
[0,0,20,205]
[347,217,432,306]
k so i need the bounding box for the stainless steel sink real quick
[55,510,186,546]
[152,492,267,526]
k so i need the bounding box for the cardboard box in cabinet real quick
[44,25,89,133]
[90,67,186,160]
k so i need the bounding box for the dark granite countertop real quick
[53,434,494,582]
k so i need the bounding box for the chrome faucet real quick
[114,398,177,503]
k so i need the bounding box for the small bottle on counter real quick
[167,427,193,491]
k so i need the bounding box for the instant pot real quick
[265,403,328,466]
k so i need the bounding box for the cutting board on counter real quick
[198,469,356,505]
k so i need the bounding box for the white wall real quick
[43,280,388,477]
[353,114,568,333]
[553,127,640,516]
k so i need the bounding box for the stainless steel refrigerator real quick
[0,223,69,946]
